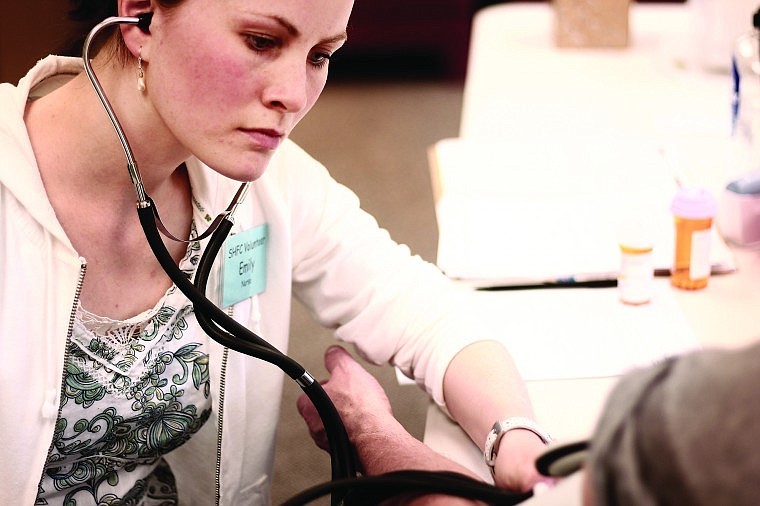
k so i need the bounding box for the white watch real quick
[483,417,553,476]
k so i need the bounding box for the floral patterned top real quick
[37,226,213,506]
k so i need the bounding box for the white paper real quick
[474,283,700,381]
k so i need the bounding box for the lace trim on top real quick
[76,299,161,355]
[73,219,200,355]
[37,198,217,505]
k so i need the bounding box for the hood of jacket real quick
[0,56,85,250]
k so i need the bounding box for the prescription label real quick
[689,228,712,280]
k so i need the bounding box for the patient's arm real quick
[296,345,488,505]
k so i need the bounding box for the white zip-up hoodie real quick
[0,56,488,505]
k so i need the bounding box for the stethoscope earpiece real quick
[137,12,153,33]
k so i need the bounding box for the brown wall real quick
[0,1,74,84]
[0,1,686,85]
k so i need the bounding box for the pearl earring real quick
[137,48,146,92]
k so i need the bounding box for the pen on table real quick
[732,55,740,136]
[476,269,674,291]
[477,277,617,291]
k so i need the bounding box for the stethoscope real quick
[82,13,540,506]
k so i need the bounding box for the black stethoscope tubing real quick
[137,201,357,483]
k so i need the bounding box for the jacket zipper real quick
[36,262,232,504]
[214,308,232,506]
[36,262,87,496]
[35,261,232,504]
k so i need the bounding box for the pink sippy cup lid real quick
[670,187,717,219]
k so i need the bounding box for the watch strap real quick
[483,417,553,476]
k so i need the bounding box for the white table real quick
[460,3,724,137]
[423,2,760,502]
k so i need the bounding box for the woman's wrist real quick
[484,417,553,476]
[490,429,551,492]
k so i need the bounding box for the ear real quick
[118,0,154,60]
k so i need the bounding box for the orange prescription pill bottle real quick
[670,187,717,290]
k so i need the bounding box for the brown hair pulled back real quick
[62,0,184,62]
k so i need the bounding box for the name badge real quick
[222,224,268,308]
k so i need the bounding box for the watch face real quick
[484,431,500,465]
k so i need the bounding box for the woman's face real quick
[140,0,353,181]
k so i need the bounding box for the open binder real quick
[428,137,736,288]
